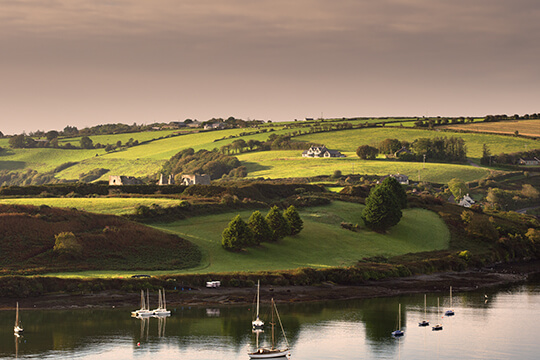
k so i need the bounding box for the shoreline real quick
[1,260,538,311]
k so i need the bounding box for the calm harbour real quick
[1,281,539,360]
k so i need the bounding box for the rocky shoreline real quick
[1,261,538,311]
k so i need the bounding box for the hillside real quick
[1,119,538,185]
[0,204,201,274]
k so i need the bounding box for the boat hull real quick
[248,348,290,359]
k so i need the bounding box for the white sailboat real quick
[445,286,455,316]
[432,298,443,331]
[418,294,430,327]
[14,302,23,335]
[152,289,171,317]
[391,303,404,337]
[252,280,264,330]
[131,290,153,317]
[248,298,290,359]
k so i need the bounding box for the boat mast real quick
[398,303,401,330]
[15,302,19,327]
[271,298,275,350]
[256,280,260,320]
[424,294,427,318]
[163,289,166,310]
[450,286,453,307]
[146,290,150,311]
[274,299,290,349]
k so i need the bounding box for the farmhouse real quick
[518,157,540,166]
[109,175,143,186]
[458,194,476,208]
[302,145,345,158]
[379,173,409,185]
[181,174,211,186]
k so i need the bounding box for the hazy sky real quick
[1,0,539,134]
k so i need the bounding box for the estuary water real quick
[1,281,539,360]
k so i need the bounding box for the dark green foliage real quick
[361,184,402,232]
[284,205,303,235]
[161,148,242,180]
[265,206,291,241]
[378,138,402,154]
[80,136,94,149]
[356,145,378,160]
[248,210,273,244]
[411,136,467,163]
[381,177,407,209]
[222,215,254,250]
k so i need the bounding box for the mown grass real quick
[237,150,489,183]
[0,197,183,215]
[45,201,450,277]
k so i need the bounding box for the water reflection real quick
[0,283,538,359]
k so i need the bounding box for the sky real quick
[1,0,539,135]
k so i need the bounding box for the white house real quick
[518,157,540,166]
[458,193,476,208]
[181,174,211,185]
[302,145,345,158]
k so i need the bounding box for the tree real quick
[8,135,26,148]
[381,177,407,209]
[448,178,467,200]
[480,144,492,165]
[248,211,273,245]
[361,185,402,232]
[46,130,59,141]
[53,232,83,256]
[378,138,401,154]
[265,206,291,241]
[222,215,254,250]
[284,205,303,235]
[356,145,378,160]
[80,136,94,149]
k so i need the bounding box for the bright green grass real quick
[0,197,183,215]
[295,128,538,161]
[237,150,489,183]
[45,202,450,277]
[0,148,107,173]
[57,129,185,146]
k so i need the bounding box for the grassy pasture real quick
[0,197,183,215]
[150,202,450,274]
[294,127,538,161]
[238,150,489,183]
[46,201,450,277]
[57,129,184,146]
[440,119,540,138]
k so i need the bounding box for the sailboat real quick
[14,302,23,335]
[252,280,264,330]
[131,290,153,317]
[432,298,443,331]
[248,298,290,359]
[152,289,171,317]
[418,294,430,327]
[392,303,404,337]
[445,286,455,316]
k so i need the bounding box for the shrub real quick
[265,206,291,241]
[248,210,273,245]
[53,232,83,257]
[222,215,254,250]
[283,205,303,235]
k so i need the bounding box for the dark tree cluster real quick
[361,177,407,232]
[221,206,303,251]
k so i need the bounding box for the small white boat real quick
[391,303,404,337]
[248,298,290,359]
[14,302,23,335]
[445,286,455,316]
[252,280,264,330]
[432,298,443,331]
[152,289,171,317]
[131,290,153,317]
[419,294,430,327]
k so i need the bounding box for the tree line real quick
[356,136,467,163]
[222,206,303,251]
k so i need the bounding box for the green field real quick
[296,127,538,161]
[44,201,450,277]
[2,122,536,184]
[238,150,489,183]
[0,197,183,215]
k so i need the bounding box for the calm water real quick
[1,282,539,360]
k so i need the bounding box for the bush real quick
[284,205,303,235]
[53,232,83,257]
[222,215,254,250]
[265,206,291,241]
